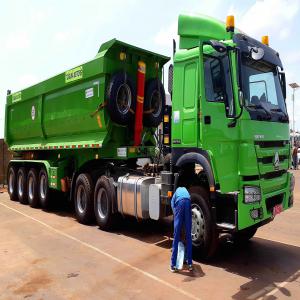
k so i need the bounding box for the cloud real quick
[238,0,299,38]
[5,31,30,50]
[154,22,177,48]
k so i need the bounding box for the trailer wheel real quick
[17,167,28,204]
[74,173,94,224]
[7,165,18,201]
[143,78,165,127]
[107,72,136,125]
[94,176,117,230]
[39,168,51,209]
[28,168,39,208]
[233,226,257,244]
[190,186,218,259]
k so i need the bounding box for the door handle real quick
[204,116,211,124]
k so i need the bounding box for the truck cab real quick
[169,15,294,253]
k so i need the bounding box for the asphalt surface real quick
[0,171,299,300]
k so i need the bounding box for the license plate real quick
[273,204,283,217]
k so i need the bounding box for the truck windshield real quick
[241,58,288,121]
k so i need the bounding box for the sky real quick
[0,0,300,138]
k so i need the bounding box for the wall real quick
[0,139,12,185]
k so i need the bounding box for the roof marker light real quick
[262,35,269,46]
[226,15,235,32]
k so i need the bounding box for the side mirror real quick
[279,71,286,99]
[168,64,173,96]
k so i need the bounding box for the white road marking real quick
[0,201,201,300]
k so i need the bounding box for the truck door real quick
[171,55,199,148]
[200,50,239,192]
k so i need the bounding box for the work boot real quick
[170,266,178,273]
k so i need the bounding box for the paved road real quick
[0,171,299,300]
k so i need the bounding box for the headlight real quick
[290,174,295,192]
[244,186,261,204]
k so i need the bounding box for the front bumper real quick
[237,171,294,230]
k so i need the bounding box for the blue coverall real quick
[170,187,192,267]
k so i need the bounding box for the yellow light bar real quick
[262,35,269,46]
[226,15,235,32]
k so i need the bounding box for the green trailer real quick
[5,14,294,258]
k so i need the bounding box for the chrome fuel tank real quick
[117,175,155,219]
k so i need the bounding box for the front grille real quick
[266,193,284,212]
[257,155,287,164]
[254,140,288,148]
[261,170,286,180]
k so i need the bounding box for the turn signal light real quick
[262,35,269,46]
[226,15,235,32]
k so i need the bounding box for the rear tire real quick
[17,167,28,204]
[189,186,219,259]
[94,176,117,230]
[74,173,94,224]
[7,165,18,201]
[39,168,51,209]
[28,168,39,208]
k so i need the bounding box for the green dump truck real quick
[5,14,294,257]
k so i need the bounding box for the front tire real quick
[17,167,28,204]
[94,176,117,230]
[7,165,18,201]
[190,187,218,258]
[74,173,94,224]
[233,226,257,244]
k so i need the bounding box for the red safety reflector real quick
[71,145,76,149]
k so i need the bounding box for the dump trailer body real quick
[5,39,169,155]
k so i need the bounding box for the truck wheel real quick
[190,187,218,259]
[28,168,39,208]
[94,176,117,230]
[39,168,51,209]
[17,167,28,204]
[74,173,94,224]
[233,226,257,244]
[143,78,165,127]
[107,72,136,125]
[7,165,18,201]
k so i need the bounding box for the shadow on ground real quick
[23,197,300,300]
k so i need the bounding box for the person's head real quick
[177,174,191,189]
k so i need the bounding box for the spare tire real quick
[107,72,136,125]
[143,78,165,127]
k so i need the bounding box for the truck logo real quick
[273,152,280,170]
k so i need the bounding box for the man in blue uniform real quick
[170,182,193,272]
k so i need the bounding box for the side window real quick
[204,57,224,101]
[204,55,235,116]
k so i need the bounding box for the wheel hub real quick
[77,185,87,214]
[97,188,108,219]
[191,204,205,246]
